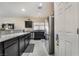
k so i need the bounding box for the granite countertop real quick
[0,32,30,42]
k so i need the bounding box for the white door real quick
[54,2,78,56]
[65,41,72,56]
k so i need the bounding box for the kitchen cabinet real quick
[19,34,30,55]
[25,34,30,48]
[19,35,25,55]
[0,32,31,56]
[0,43,3,56]
[33,30,45,40]
[4,38,18,56]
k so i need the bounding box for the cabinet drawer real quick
[19,38,25,55]
[25,39,29,48]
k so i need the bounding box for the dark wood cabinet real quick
[34,31,45,40]
[4,41,18,56]
[0,43,3,56]
[19,36,25,55]
[0,33,31,56]
[19,34,31,55]
[4,38,18,56]
[24,34,30,49]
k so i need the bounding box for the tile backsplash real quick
[0,30,23,35]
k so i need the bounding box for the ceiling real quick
[0,2,54,17]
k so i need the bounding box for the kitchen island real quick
[0,32,31,56]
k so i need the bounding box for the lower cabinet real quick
[4,38,18,56]
[24,34,30,49]
[34,31,45,40]
[24,38,28,49]
[5,42,18,56]
[0,43,3,56]
[0,33,31,56]
[19,36,25,55]
[19,34,30,55]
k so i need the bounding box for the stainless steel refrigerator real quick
[48,16,54,54]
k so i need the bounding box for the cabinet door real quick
[0,43,3,56]
[25,38,29,49]
[19,37,25,55]
[5,41,18,56]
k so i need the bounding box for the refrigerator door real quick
[48,16,54,54]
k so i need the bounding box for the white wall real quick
[0,17,26,30]
[0,17,46,31]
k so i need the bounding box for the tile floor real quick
[22,39,49,56]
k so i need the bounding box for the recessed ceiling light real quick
[38,3,43,9]
[39,3,42,7]
[21,8,26,12]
